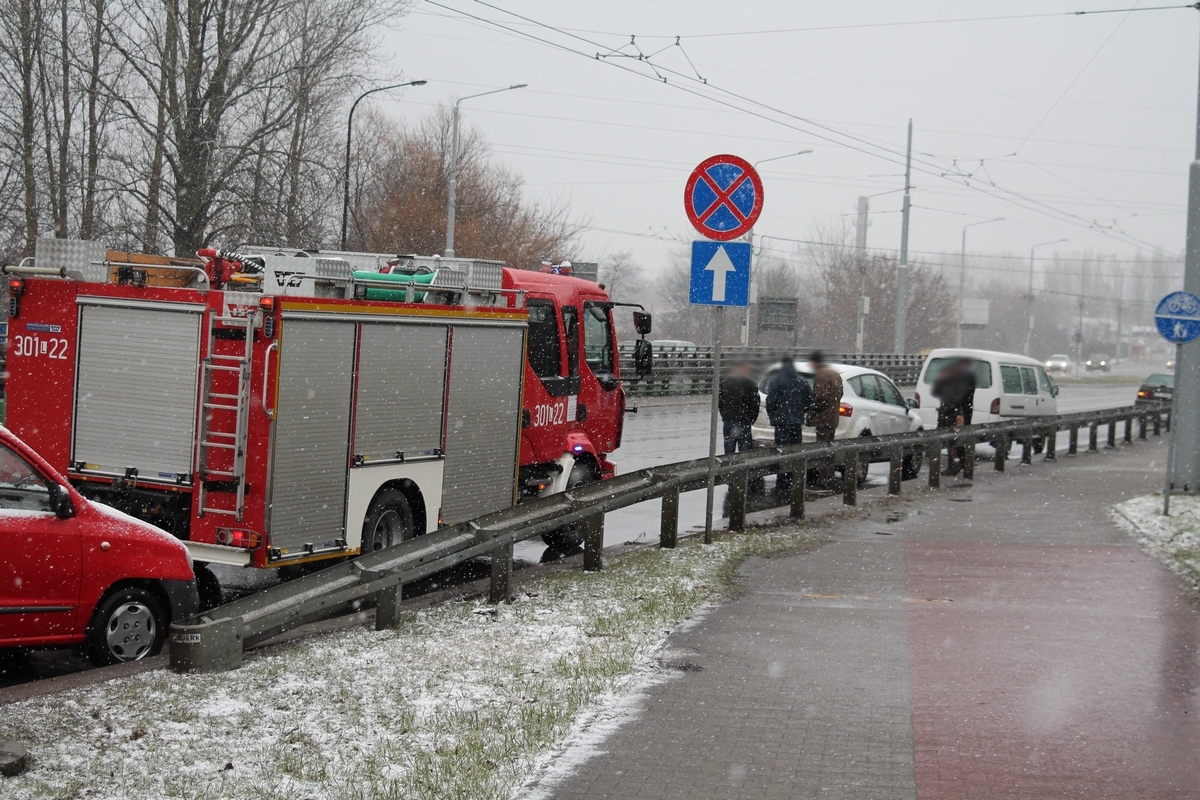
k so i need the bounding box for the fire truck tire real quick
[195,563,223,612]
[362,489,416,554]
[86,586,167,666]
[541,460,596,549]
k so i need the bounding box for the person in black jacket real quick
[766,356,815,497]
[932,358,977,475]
[719,360,760,456]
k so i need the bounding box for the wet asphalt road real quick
[1,381,1138,689]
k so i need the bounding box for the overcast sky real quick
[375,1,1196,282]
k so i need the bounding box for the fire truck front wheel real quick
[362,489,416,554]
[541,459,597,549]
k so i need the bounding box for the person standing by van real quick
[933,358,976,475]
[808,351,843,487]
[767,356,813,498]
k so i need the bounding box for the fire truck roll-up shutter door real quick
[441,325,525,525]
[355,323,447,462]
[74,303,202,482]
[269,319,356,556]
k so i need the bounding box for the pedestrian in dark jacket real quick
[766,356,814,498]
[719,360,765,497]
[932,358,977,475]
[719,360,760,456]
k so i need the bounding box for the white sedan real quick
[751,362,924,483]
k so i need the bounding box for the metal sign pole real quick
[705,305,724,544]
[1165,341,1183,515]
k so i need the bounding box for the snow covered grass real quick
[1113,494,1200,593]
[4,525,814,800]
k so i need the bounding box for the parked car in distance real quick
[752,361,924,483]
[915,348,1059,453]
[1085,353,1111,373]
[1044,353,1071,374]
[0,426,197,666]
[1136,373,1174,406]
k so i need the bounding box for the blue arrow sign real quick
[1155,291,1200,344]
[689,241,750,307]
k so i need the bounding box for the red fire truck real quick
[4,240,650,597]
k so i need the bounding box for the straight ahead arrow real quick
[705,245,737,302]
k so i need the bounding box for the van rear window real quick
[924,357,992,389]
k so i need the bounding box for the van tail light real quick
[838,401,853,418]
[216,528,262,549]
[990,398,1000,415]
[913,392,921,408]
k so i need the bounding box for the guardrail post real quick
[963,436,976,480]
[728,471,748,532]
[1020,431,1031,465]
[790,458,806,519]
[1068,426,1078,455]
[1044,427,1057,461]
[888,448,902,495]
[994,434,1007,472]
[363,568,405,627]
[660,488,679,549]
[489,541,513,604]
[1166,408,1172,433]
[1138,413,1147,440]
[1089,422,1098,451]
[928,442,941,488]
[842,458,858,506]
[169,616,244,673]
[1153,411,1161,437]
[584,513,604,571]
[1124,415,1133,444]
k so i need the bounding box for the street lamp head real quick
[410,80,428,86]
[509,83,529,89]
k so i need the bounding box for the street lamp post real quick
[743,149,813,346]
[445,84,528,257]
[341,80,427,251]
[956,217,1004,347]
[1024,238,1068,356]
[852,187,905,353]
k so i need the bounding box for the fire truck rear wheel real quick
[541,460,596,549]
[362,489,416,554]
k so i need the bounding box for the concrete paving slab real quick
[545,437,1200,799]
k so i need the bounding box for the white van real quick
[915,348,1059,433]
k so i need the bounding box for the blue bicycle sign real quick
[1155,291,1200,344]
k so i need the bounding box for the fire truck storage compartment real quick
[73,300,203,482]
[440,324,525,525]
[354,322,448,461]
[269,318,356,556]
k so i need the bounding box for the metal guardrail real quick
[169,401,1170,672]
[619,347,925,396]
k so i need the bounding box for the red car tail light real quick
[838,401,853,418]
[990,398,1000,415]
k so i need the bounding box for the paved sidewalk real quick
[546,439,1200,799]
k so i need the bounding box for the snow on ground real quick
[1113,494,1200,593]
[4,527,813,800]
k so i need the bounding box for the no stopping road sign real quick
[684,155,763,241]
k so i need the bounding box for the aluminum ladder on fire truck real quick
[196,311,253,520]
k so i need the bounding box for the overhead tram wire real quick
[426,0,1175,251]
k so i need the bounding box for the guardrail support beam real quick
[1068,426,1078,455]
[1044,428,1057,461]
[963,437,976,480]
[928,443,941,488]
[1138,413,1147,440]
[169,616,244,673]
[888,449,902,495]
[842,459,858,506]
[1154,412,1162,437]
[994,434,1007,472]
[489,541,513,603]
[1021,431,1033,465]
[728,472,748,532]
[660,489,679,548]
[1124,416,1133,444]
[584,513,604,571]
[790,459,806,518]
[1089,423,1098,452]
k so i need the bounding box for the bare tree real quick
[598,250,644,301]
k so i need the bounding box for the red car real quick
[0,426,197,665]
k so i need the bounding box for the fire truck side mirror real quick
[633,311,652,336]
[634,339,653,376]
